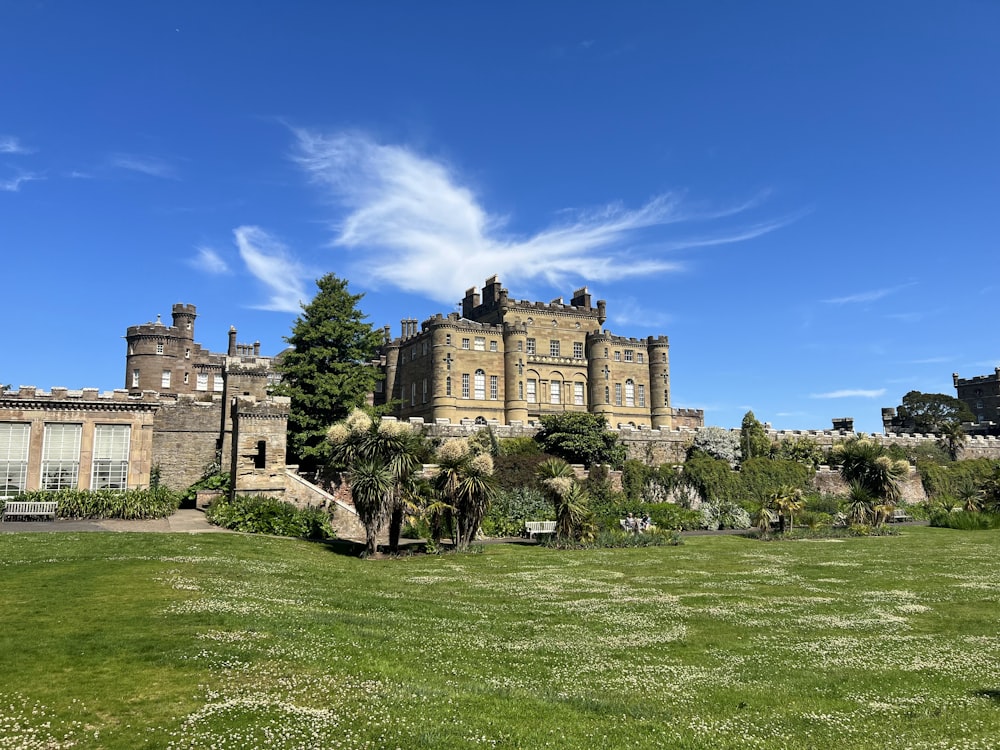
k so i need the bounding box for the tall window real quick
[462,373,471,398]
[42,423,81,491]
[574,382,585,405]
[213,375,224,392]
[605,386,610,404]
[615,383,623,406]
[462,338,470,350]
[638,384,646,407]
[527,379,537,404]
[573,342,584,359]
[550,380,561,404]
[625,379,635,407]
[474,369,486,400]
[185,348,191,359]
[490,375,499,400]
[624,350,633,362]
[614,351,621,361]
[183,373,189,385]
[549,340,560,357]
[445,334,452,346]
[637,353,644,364]
[0,423,30,497]
[517,341,523,352]
[161,370,171,388]
[518,381,523,400]
[411,382,416,406]
[446,376,452,396]
[91,425,130,490]
[474,337,485,351]
[196,373,208,391]
[490,340,498,352]
[422,379,428,404]
[526,338,536,355]
[131,369,139,388]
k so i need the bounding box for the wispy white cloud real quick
[291,129,793,304]
[189,246,230,275]
[908,356,953,365]
[0,171,43,192]
[0,135,31,154]
[232,226,308,313]
[610,297,674,329]
[823,282,916,305]
[110,153,178,179]
[810,388,887,399]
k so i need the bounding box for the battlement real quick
[3,386,162,408]
[171,303,197,316]
[954,369,1000,386]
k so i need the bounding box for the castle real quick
[374,275,704,430]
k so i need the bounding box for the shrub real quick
[492,453,560,492]
[480,487,552,538]
[498,437,541,457]
[928,510,1000,530]
[11,487,180,519]
[690,426,741,466]
[735,457,813,507]
[542,527,682,549]
[683,452,737,504]
[205,495,334,539]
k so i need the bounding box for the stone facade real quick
[953,369,1000,433]
[375,275,704,431]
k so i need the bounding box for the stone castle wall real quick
[150,395,224,490]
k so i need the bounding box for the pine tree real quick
[275,274,384,470]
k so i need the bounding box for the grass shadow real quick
[972,689,1000,702]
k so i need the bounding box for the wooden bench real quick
[889,508,912,523]
[1,501,58,521]
[524,520,556,539]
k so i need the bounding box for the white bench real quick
[524,520,556,539]
[2,501,58,521]
[889,508,912,523]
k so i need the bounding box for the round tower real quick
[647,335,671,429]
[124,314,175,394]
[172,303,197,340]
[502,322,528,424]
[429,323,459,424]
[586,330,614,421]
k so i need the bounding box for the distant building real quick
[374,275,704,430]
[954,368,1000,434]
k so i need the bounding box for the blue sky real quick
[2,1,998,433]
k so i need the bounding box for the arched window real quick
[625,379,635,407]
[475,416,487,425]
[474,369,486,400]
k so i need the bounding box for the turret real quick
[171,303,197,340]
[586,331,614,421]
[502,322,528,424]
[647,336,671,429]
[228,326,237,356]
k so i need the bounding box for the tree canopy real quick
[534,412,626,468]
[895,391,974,434]
[275,274,384,469]
[739,411,771,461]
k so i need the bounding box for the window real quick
[517,341,523,352]
[527,379,537,404]
[662,353,667,363]
[161,370,171,389]
[625,379,635,407]
[462,373,471,398]
[183,373,189,385]
[213,375,224,392]
[518,381,523,400]
[91,424,130,490]
[624,350,633,363]
[605,386,610,404]
[573,342,584,359]
[0,423,30,497]
[474,370,486,400]
[474,337,485,351]
[574,382,585,406]
[42,423,81,491]
[638,384,646,407]
[637,353,644,364]
[526,338,536,355]
[462,338,470,350]
[664,389,669,404]
[550,380,561,404]
[185,348,191,359]
[490,375,499,400]
[490,340,498,352]
[615,383,623,406]
[550,340,560,357]
[422,379,428,404]
[445,334,452,346]
[411,346,417,360]
[411,382,416,406]
[614,351,621,361]
[196,373,208,391]
[446,376,452,396]
[131,369,139,388]
[156,343,164,355]
[422,341,428,356]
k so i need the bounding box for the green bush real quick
[205,495,334,539]
[919,458,1000,500]
[480,487,552,537]
[928,509,1000,530]
[735,457,813,506]
[9,487,180,519]
[542,527,682,549]
[498,437,541,456]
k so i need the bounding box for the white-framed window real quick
[183,373,189,385]
[614,351,621,361]
[41,423,81,491]
[490,340,498,352]
[605,386,610,404]
[527,379,537,404]
[624,350,633,363]
[474,337,485,351]
[625,379,635,407]
[91,424,130,490]
[490,375,499,400]
[550,340,560,357]
[445,334,452,346]
[526,338,536,355]
[573,342,584,359]
[161,370,171,388]
[638,384,646,407]
[196,373,208,391]
[131,369,140,388]
[550,380,561,404]
[574,382,585,406]
[462,373,471,398]
[462,338,470,350]
[185,348,191,359]
[0,423,30,497]
[213,375,224,392]
[156,342,164,355]
[615,383,623,406]
[446,376,452,396]
[637,353,644,364]
[518,381,524,400]
[474,370,486,400]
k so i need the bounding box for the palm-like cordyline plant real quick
[434,439,497,551]
[348,458,394,556]
[770,485,804,532]
[834,436,909,526]
[536,458,592,542]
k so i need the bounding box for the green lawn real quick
[1,527,998,749]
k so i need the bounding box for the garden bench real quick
[890,509,912,523]
[524,520,556,539]
[2,501,58,521]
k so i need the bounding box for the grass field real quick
[1,527,998,749]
